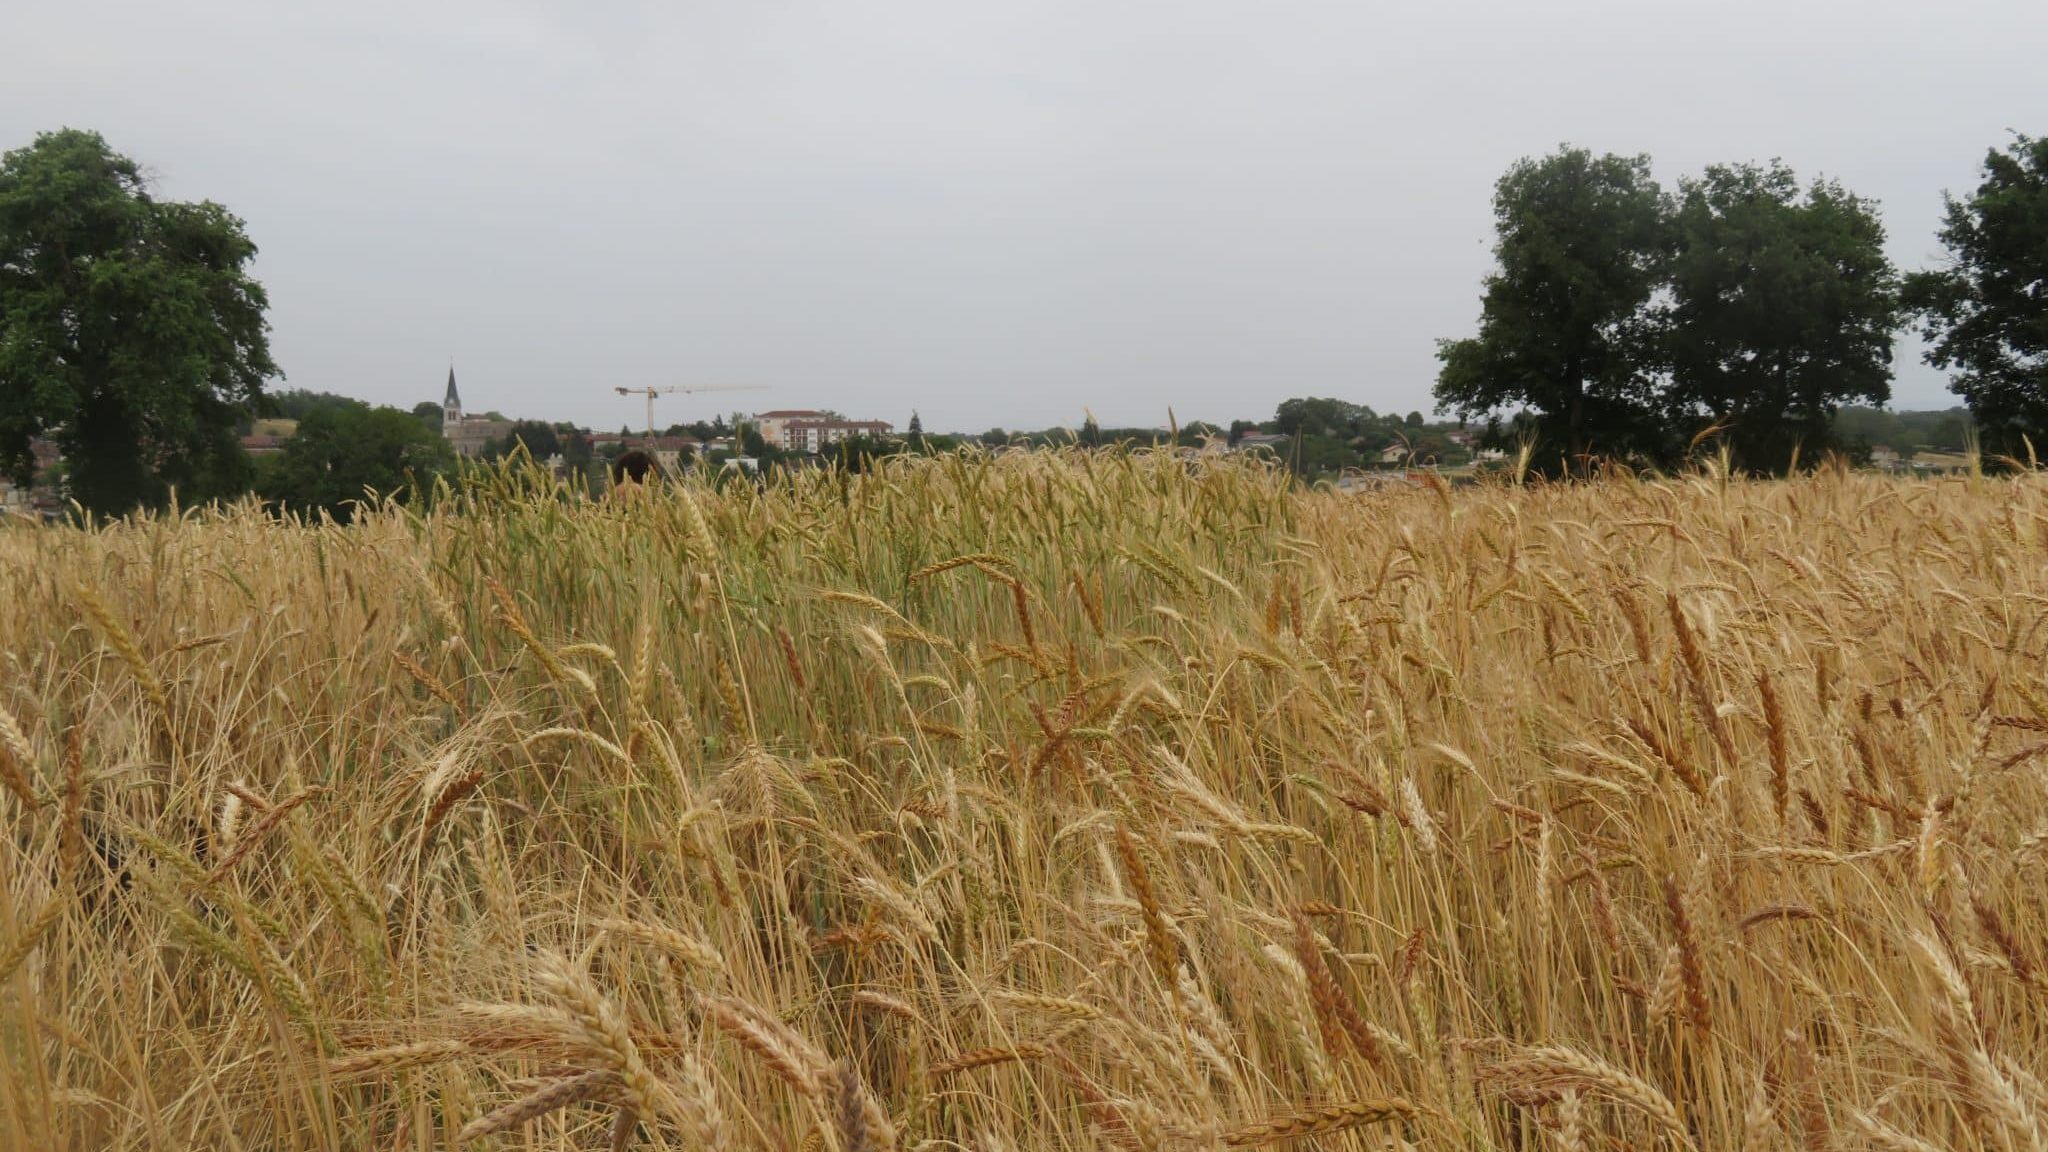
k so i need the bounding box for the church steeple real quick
[443,365,462,426]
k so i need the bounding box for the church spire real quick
[444,365,461,411]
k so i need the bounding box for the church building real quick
[441,366,511,457]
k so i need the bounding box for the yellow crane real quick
[614,384,767,440]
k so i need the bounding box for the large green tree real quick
[1661,162,1899,471]
[1905,135,2048,458]
[0,129,277,515]
[259,400,453,522]
[1435,146,1669,472]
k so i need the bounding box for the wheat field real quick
[1,452,2044,1152]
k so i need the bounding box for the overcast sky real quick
[6,1,2044,433]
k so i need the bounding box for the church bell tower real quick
[443,365,462,430]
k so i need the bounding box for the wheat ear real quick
[458,1069,618,1143]
[534,954,667,1120]
[1220,1098,1424,1146]
[328,1039,468,1078]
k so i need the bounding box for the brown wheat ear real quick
[458,1069,619,1144]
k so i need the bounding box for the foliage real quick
[663,418,729,442]
[1077,414,1105,447]
[1272,397,1375,438]
[1434,147,1669,471]
[265,389,364,422]
[1906,134,2048,458]
[828,433,903,473]
[257,398,454,521]
[1254,398,1465,478]
[1661,161,1900,471]
[558,428,594,473]
[3,453,2044,1150]
[0,128,277,515]
[483,420,563,463]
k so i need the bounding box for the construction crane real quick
[614,384,767,440]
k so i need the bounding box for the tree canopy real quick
[258,399,453,522]
[0,129,276,515]
[1438,146,1913,474]
[1661,161,1899,470]
[1905,135,2048,459]
[1434,147,1669,472]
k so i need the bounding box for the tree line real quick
[1435,138,2048,473]
[5,128,2047,518]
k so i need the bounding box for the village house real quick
[643,435,702,473]
[1233,432,1288,452]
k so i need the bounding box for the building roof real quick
[444,366,460,409]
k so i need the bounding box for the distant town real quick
[0,363,1987,522]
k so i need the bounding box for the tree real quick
[1079,413,1103,447]
[267,390,360,421]
[1405,411,1425,428]
[259,401,453,522]
[485,419,562,462]
[1274,397,1371,438]
[1905,135,2048,458]
[0,129,277,515]
[1660,161,1899,471]
[907,410,923,439]
[832,434,902,473]
[1435,146,1668,472]
[560,429,593,471]
[412,401,444,434]
[736,424,781,462]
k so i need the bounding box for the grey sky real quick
[5,1,2043,433]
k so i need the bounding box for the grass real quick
[1,449,2045,1151]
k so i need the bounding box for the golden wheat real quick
[0,451,2042,1150]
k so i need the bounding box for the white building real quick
[751,410,894,453]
